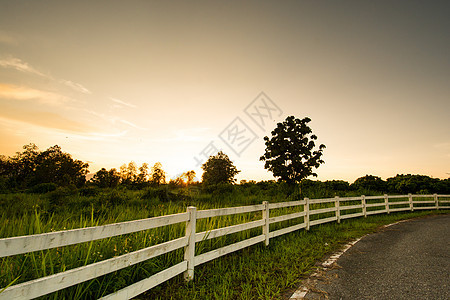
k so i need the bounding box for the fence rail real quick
[1,193,449,299]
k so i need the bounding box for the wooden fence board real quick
[99,261,187,300]
[195,219,265,242]
[388,195,408,199]
[0,212,189,258]
[337,196,363,201]
[0,237,187,300]
[340,212,364,220]
[340,204,362,211]
[365,203,385,208]
[196,205,264,219]
[364,196,384,200]
[366,209,386,215]
[269,211,306,224]
[309,207,336,215]
[308,198,335,204]
[268,200,306,209]
[194,235,265,267]
[269,223,306,239]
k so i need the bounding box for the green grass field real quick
[0,186,448,299]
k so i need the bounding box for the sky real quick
[0,0,449,183]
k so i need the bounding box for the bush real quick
[27,183,57,194]
[79,186,100,197]
[48,186,78,209]
[141,187,169,201]
[141,186,191,202]
[98,190,128,206]
[209,183,236,199]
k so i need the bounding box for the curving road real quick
[304,214,450,300]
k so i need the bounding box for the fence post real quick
[362,195,367,217]
[262,201,270,246]
[434,193,439,210]
[384,194,390,214]
[184,206,197,281]
[305,198,310,230]
[335,196,340,223]
[408,193,413,211]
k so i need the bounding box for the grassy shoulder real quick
[141,210,449,300]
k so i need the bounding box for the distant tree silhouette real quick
[0,143,88,188]
[386,174,449,194]
[184,170,196,185]
[91,168,120,188]
[151,162,166,185]
[351,175,386,192]
[136,163,150,186]
[169,174,185,187]
[202,151,240,185]
[34,145,89,187]
[119,161,138,185]
[260,116,325,184]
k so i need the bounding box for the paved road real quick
[305,214,450,300]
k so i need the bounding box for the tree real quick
[33,145,89,187]
[351,175,386,192]
[91,168,120,188]
[3,144,89,188]
[184,170,196,185]
[136,163,150,185]
[201,151,240,185]
[150,162,166,185]
[260,116,325,184]
[119,161,137,185]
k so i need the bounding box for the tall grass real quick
[0,186,447,299]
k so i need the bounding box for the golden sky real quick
[0,1,449,182]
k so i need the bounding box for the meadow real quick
[0,184,448,299]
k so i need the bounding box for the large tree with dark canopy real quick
[202,151,240,185]
[0,143,89,188]
[260,116,325,184]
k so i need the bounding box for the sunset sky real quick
[1,1,449,183]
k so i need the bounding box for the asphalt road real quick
[305,214,450,300]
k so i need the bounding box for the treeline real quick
[241,174,450,196]
[315,173,450,195]
[1,144,449,195]
[0,144,197,193]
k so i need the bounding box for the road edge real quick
[288,219,412,299]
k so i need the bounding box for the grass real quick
[139,210,449,299]
[0,187,448,299]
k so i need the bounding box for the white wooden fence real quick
[1,193,449,299]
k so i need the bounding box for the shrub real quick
[48,186,78,209]
[27,183,57,194]
[98,190,128,206]
[79,186,100,197]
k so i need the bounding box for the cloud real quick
[0,103,96,133]
[0,56,91,94]
[109,97,137,108]
[59,79,91,94]
[119,119,140,128]
[0,83,71,106]
[0,57,45,77]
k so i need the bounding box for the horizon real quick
[1,1,449,183]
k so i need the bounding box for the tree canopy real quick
[351,175,386,192]
[260,116,325,184]
[0,143,89,188]
[201,151,240,185]
[151,162,166,185]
